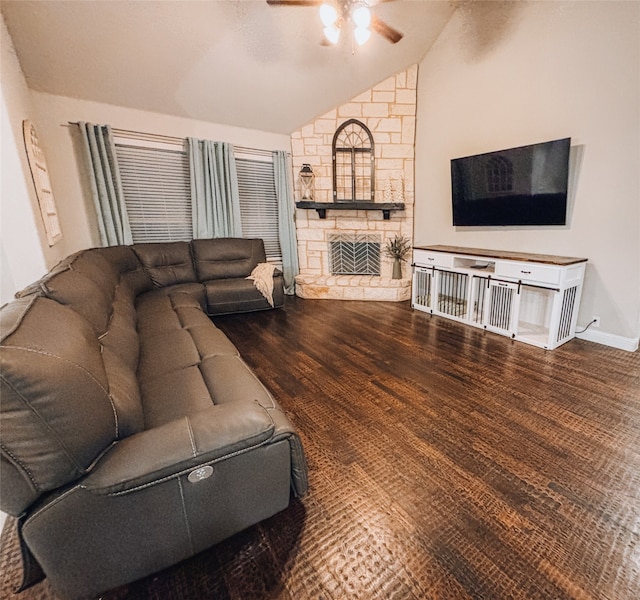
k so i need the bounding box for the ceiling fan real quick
[266,0,404,46]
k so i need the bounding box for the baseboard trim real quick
[575,328,639,352]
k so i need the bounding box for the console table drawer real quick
[495,261,561,285]
[413,249,454,268]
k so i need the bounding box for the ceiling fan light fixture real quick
[351,6,371,29]
[323,24,341,44]
[354,26,371,46]
[267,0,403,47]
[319,3,338,27]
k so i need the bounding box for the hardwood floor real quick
[2,297,639,599]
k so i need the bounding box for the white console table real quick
[412,245,588,350]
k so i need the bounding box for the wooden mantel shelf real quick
[296,201,405,220]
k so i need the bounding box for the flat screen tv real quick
[451,137,571,226]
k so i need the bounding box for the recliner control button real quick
[188,465,213,483]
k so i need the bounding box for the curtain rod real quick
[65,122,279,157]
[65,122,183,146]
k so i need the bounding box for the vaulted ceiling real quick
[1,0,456,134]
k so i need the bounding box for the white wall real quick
[415,1,640,348]
[29,91,292,261]
[1,15,47,303]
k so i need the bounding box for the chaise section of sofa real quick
[130,237,284,315]
[0,238,306,599]
[191,237,284,314]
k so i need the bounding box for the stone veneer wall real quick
[290,65,417,301]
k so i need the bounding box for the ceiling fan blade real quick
[266,0,322,6]
[370,14,403,44]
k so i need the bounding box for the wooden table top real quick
[414,245,588,266]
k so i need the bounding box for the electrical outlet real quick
[592,316,601,328]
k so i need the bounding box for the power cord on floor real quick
[576,318,598,334]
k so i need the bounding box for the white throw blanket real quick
[247,262,276,307]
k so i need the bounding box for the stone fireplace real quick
[290,65,417,302]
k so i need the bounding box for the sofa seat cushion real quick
[140,366,213,427]
[136,292,242,428]
[204,277,284,315]
[142,283,207,311]
[198,355,274,407]
[136,292,238,354]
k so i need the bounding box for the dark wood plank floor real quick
[2,297,639,599]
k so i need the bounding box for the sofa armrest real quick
[81,400,275,494]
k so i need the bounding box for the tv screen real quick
[451,137,571,226]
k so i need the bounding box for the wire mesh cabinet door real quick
[485,280,519,337]
[469,275,490,328]
[412,266,434,312]
[435,269,470,320]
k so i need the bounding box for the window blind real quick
[115,143,192,243]
[236,157,281,262]
[111,127,283,256]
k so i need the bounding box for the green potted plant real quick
[383,234,412,279]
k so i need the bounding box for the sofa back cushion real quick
[99,280,145,438]
[95,245,154,296]
[16,250,120,336]
[133,242,197,288]
[0,297,118,516]
[192,238,266,281]
[43,268,114,335]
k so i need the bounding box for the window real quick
[114,130,282,261]
[115,140,192,243]
[332,119,375,202]
[236,155,282,263]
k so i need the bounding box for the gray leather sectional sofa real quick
[0,237,307,599]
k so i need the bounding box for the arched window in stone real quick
[332,119,375,202]
[486,156,513,194]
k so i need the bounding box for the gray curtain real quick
[188,139,242,238]
[273,151,299,295]
[77,122,132,246]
